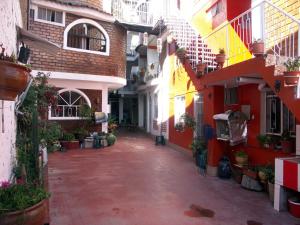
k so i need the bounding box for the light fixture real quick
[157,38,162,53]
[143,32,148,46]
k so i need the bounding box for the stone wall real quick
[0,0,23,182]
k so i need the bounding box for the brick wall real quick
[29,13,126,77]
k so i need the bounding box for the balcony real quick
[199,0,300,73]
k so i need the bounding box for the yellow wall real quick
[190,2,252,67]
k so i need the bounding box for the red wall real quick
[227,0,251,21]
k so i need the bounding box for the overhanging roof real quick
[18,27,61,55]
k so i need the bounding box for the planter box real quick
[288,197,300,218]
[0,199,47,225]
[60,140,80,150]
[0,61,31,101]
[283,71,300,86]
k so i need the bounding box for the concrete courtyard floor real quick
[48,132,300,225]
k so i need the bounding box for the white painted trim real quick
[31,5,66,27]
[58,88,92,107]
[63,18,110,56]
[48,88,92,120]
[31,0,115,23]
[31,70,126,89]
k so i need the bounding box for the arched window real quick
[64,19,110,55]
[49,89,91,120]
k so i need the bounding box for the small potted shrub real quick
[0,182,50,225]
[257,134,272,148]
[234,150,248,166]
[257,165,271,183]
[190,138,207,171]
[215,48,226,68]
[181,113,195,130]
[176,47,187,64]
[281,130,294,153]
[266,167,275,202]
[283,57,300,86]
[196,61,206,78]
[250,39,264,56]
[60,132,80,150]
[174,122,184,132]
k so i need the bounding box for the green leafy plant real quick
[74,127,89,141]
[257,134,273,147]
[106,133,116,146]
[40,122,62,152]
[176,47,186,54]
[0,183,49,214]
[190,138,206,157]
[284,57,300,72]
[108,115,118,134]
[175,122,184,132]
[180,113,196,130]
[62,133,75,141]
[235,150,248,158]
[219,48,225,54]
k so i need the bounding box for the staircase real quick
[163,16,216,71]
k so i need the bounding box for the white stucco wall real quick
[0,0,23,182]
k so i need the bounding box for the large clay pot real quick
[283,71,300,86]
[235,155,248,166]
[60,140,80,150]
[251,42,264,56]
[215,53,226,69]
[0,61,31,101]
[0,199,47,225]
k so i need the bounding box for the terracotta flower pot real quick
[60,140,80,150]
[0,199,47,225]
[251,42,264,56]
[283,71,300,86]
[196,63,206,78]
[0,61,31,101]
[258,171,267,183]
[235,155,248,166]
[215,53,226,69]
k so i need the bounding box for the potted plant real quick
[190,138,207,172]
[257,134,272,148]
[0,44,31,101]
[281,130,294,153]
[196,61,206,78]
[181,113,196,130]
[0,182,50,225]
[215,48,226,69]
[283,57,300,86]
[60,132,80,150]
[106,133,116,146]
[234,150,248,166]
[176,47,187,64]
[175,122,184,132]
[257,165,272,183]
[250,39,264,56]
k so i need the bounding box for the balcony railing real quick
[200,0,300,71]
[112,0,154,26]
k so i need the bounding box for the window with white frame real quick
[67,23,107,52]
[194,93,204,138]
[174,95,185,125]
[154,93,158,119]
[49,90,91,120]
[37,7,63,24]
[265,91,296,135]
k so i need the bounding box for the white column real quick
[119,98,123,124]
[101,86,108,132]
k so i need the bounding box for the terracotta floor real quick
[48,132,300,225]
